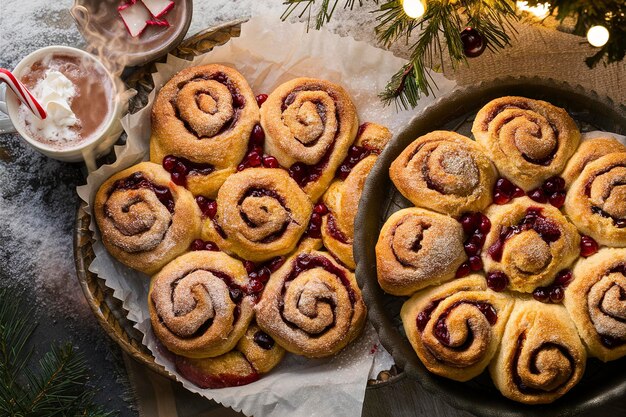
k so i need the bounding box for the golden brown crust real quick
[401,275,514,382]
[564,248,626,361]
[148,251,255,358]
[489,299,586,404]
[472,96,580,190]
[174,323,285,388]
[376,208,467,296]
[255,249,366,358]
[321,123,392,269]
[482,197,580,293]
[260,77,359,201]
[562,137,626,187]
[94,162,201,275]
[564,152,626,247]
[150,64,260,197]
[201,168,313,262]
[389,131,497,217]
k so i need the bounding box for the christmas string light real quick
[516,1,551,19]
[402,0,426,19]
[587,25,610,48]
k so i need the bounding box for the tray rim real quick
[354,75,626,417]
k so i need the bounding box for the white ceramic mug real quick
[0,46,124,167]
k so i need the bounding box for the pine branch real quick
[281,0,375,30]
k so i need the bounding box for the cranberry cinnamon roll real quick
[490,299,586,404]
[149,251,256,358]
[150,65,260,197]
[564,249,626,361]
[482,198,580,293]
[564,153,626,247]
[94,162,201,275]
[260,78,359,201]
[472,96,580,191]
[175,323,285,388]
[389,131,497,217]
[201,168,313,262]
[376,208,467,296]
[321,123,392,269]
[401,275,514,381]
[255,249,366,358]
[562,137,626,187]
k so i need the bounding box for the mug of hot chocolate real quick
[0,46,123,165]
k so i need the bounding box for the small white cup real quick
[0,46,124,167]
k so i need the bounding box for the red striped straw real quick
[0,68,47,119]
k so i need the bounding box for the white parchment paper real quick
[76,15,456,417]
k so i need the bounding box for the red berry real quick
[163,155,177,172]
[460,213,479,234]
[308,222,321,238]
[469,255,483,271]
[174,161,188,175]
[486,271,508,292]
[580,235,599,258]
[512,187,525,198]
[314,203,329,215]
[206,200,218,219]
[543,176,565,194]
[257,267,271,283]
[528,188,548,204]
[248,152,262,167]
[170,172,187,186]
[196,195,208,208]
[237,163,247,171]
[456,262,471,278]
[190,239,205,251]
[262,155,279,168]
[549,191,566,208]
[469,232,486,247]
[616,219,626,228]
[478,214,491,234]
[251,124,265,145]
[532,287,550,303]
[549,286,565,303]
[255,94,268,106]
[244,261,256,274]
[496,178,515,195]
[493,192,510,205]
[205,241,219,251]
[248,280,264,293]
[554,270,573,287]
[464,242,480,256]
[233,94,245,108]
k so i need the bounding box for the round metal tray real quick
[354,77,626,417]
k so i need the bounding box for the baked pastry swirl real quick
[149,251,255,358]
[376,208,467,296]
[321,123,392,269]
[562,137,626,187]
[472,96,580,191]
[260,77,359,201]
[490,299,586,404]
[255,249,366,358]
[482,197,580,293]
[94,162,201,275]
[175,323,285,388]
[150,64,260,197]
[401,275,514,381]
[564,152,626,247]
[564,248,626,361]
[389,131,497,217]
[201,168,313,262]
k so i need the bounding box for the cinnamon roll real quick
[376,208,467,296]
[472,96,581,191]
[94,162,201,275]
[255,249,366,358]
[490,299,586,404]
[562,137,626,187]
[149,251,256,358]
[175,323,285,388]
[482,197,580,293]
[564,153,626,247]
[389,131,497,217]
[321,123,392,269]
[201,168,313,262]
[563,248,626,361]
[150,64,260,197]
[260,78,359,201]
[401,275,514,382]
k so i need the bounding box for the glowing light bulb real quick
[516,1,550,19]
[587,25,610,47]
[403,0,425,19]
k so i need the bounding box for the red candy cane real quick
[0,68,47,119]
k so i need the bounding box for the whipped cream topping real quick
[19,69,80,143]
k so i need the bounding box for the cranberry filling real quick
[433,301,498,346]
[307,203,327,239]
[591,206,626,229]
[289,143,334,187]
[326,213,350,244]
[416,299,443,332]
[487,271,509,292]
[111,172,175,213]
[493,178,525,205]
[163,155,215,187]
[511,334,574,394]
[456,212,491,278]
[528,176,566,208]
[244,256,286,296]
[175,355,259,389]
[487,207,561,262]
[255,93,268,107]
[580,235,599,258]
[196,196,217,218]
[336,144,378,180]
[253,330,275,350]
[189,239,219,252]
[532,270,572,303]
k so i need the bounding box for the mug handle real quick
[0,86,17,134]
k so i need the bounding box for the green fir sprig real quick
[0,289,116,417]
